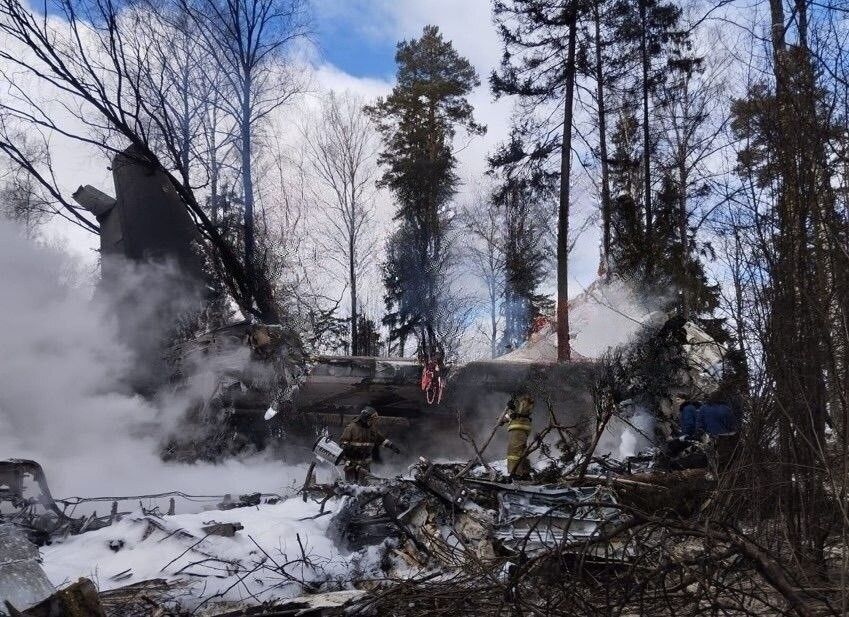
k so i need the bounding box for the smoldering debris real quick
[309,456,703,567]
[0,220,312,500]
[0,439,826,617]
[0,460,114,545]
[161,321,308,464]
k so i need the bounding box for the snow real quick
[39,496,374,612]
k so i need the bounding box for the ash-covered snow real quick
[40,496,379,612]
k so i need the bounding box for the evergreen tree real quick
[608,0,686,267]
[366,26,484,355]
[352,314,382,357]
[491,0,583,361]
[731,19,841,562]
[608,101,646,279]
[489,133,553,352]
[604,0,719,315]
[608,105,719,315]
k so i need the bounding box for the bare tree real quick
[303,91,378,355]
[179,0,310,297]
[460,187,504,358]
[0,127,57,238]
[655,36,730,317]
[0,0,303,322]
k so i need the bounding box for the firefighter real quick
[499,390,535,480]
[339,406,400,483]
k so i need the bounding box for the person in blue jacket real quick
[697,393,737,436]
[676,396,702,439]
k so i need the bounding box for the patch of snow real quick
[40,496,375,611]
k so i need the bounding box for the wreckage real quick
[160,308,727,465]
[72,149,730,463]
[0,440,721,616]
[0,460,114,545]
[322,460,629,562]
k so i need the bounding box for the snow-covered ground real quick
[40,496,381,612]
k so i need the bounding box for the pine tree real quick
[366,26,484,355]
[608,106,719,315]
[352,314,381,357]
[608,0,687,272]
[491,0,583,361]
[731,11,841,562]
[604,0,718,315]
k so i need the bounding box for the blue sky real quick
[313,8,398,79]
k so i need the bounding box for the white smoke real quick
[595,405,656,460]
[496,277,660,363]
[569,278,663,359]
[0,221,305,500]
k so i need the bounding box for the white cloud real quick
[14,0,603,335]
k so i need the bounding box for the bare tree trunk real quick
[241,83,255,290]
[557,11,577,363]
[593,0,612,274]
[349,226,358,355]
[766,0,831,567]
[768,0,786,65]
[180,64,191,182]
[490,283,498,357]
[209,131,220,226]
[639,0,652,275]
[677,118,689,318]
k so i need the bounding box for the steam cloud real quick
[0,221,305,501]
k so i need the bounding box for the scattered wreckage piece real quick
[327,482,425,552]
[563,467,715,517]
[0,460,112,545]
[163,321,306,463]
[5,578,105,617]
[201,522,244,538]
[463,480,627,558]
[0,525,55,612]
[207,590,365,617]
[0,460,58,513]
[98,579,190,617]
[323,459,632,571]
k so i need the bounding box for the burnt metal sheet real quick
[110,145,205,280]
[474,481,626,557]
[0,459,63,518]
[71,184,116,218]
[0,524,54,611]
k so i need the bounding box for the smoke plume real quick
[0,221,304,501]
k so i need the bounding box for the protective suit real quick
[339,407,400,483]
[501,393,534,479]
[698,402,736,436]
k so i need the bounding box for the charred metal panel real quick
[0,524,55,611]
[71,184,116,218]
[110,145,205,281]
[297,355,595,427]
[492,483,622,553]
[72,145,206,283]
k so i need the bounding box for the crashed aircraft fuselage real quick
[298,354,596,434]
